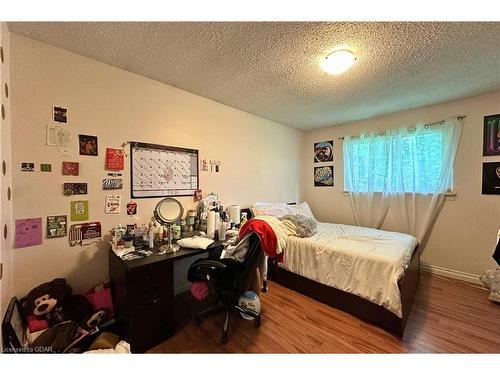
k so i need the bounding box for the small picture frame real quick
[483,114,500,156]
[53,106,68,123]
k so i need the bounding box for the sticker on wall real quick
[69,222,101,246]
[102,178,123,190]
[314,165,334,187]
[40,163,52,172]
[314,141,333,163]
[46,215,67,238]
[194,189,203,201]
[46,124,72,147]
[79,134,98,156]
[53,106,68,123]
[483,113,500,156]
[21,162,35,172]
[62,161,79,176]
[482,162,500,195]
[70,200,89,221]
[63,183,88,196]
[105,148,125,171]
[105,194,121,214]
[15,218,42,248]
[126,201,137,215]
[201,159,209,172]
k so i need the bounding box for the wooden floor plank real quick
[149,274,500,353]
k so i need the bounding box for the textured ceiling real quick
[7,22,500,130]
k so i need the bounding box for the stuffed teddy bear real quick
[20,278,108,332]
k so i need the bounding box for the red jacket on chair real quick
[239,219,283,262]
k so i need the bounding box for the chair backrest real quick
[236,232,264,293]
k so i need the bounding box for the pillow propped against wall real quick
[251,201,317,221]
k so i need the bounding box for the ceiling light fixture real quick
[321,49,357,75]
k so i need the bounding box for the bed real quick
[247,202,420,337]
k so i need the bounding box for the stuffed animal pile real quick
[19,278,110,352]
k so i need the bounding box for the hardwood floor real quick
[149,273,500,353]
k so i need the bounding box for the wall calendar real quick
[130,141,199,198]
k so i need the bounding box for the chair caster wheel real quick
[254,317,261,327]
[221,334,228,344]
[195,316,202,326]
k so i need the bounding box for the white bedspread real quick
[281,222,418,317]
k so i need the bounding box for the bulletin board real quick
[130,141,199,198]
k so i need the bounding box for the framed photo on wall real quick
[483,114,500,156]
[314,165,334,187]
[314,141,333,162]
[482,162,500,195]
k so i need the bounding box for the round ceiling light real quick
[321,49,357,75]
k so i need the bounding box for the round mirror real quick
[154,197,183,224]
[153,198,183,254]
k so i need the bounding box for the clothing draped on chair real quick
[343,118,463,242]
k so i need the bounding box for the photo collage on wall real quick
[482,113,500,195]
[313,140,334,187]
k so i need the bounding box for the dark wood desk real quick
[109,247,209,353]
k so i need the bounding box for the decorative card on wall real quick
[314,141,333,162]
[482,162,500,195]
[40,164,52,172]
[21,162,35,172]
[70,200,89,221]
[46,215,67,238]
[105,148,124,171]
[314,165,334,187]
[46,124,71,147]
[102,178,123,190]
[105,194,121,214]
[53,106,68,123]
[15,218,42,248]
[126,201,137,215]
[69,222,101,246]
[79,134,98,156]
[483,114,500,156]
[63,183,88,196]
[62,161,79,176]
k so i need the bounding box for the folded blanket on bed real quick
[279,214,318,237]
[253,215,291,255]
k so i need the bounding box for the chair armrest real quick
[188,259,229,282]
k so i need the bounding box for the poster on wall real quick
[482,162,500,195]
[15,218,42,248]
[105,148,125,171]
[71,200,89,221]
[105,194,121,214]
[483,114,500,156]
[79,134,98,156]
[47,215,67,238]
[314,165,334,187]
[314,141,333,162]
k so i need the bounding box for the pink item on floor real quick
[191,281,209,300]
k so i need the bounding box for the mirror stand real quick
[158,223,179,254]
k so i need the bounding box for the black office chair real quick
[187,232,263,344]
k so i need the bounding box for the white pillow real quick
[251,201,316,221]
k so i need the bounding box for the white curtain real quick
[343,118,463,242]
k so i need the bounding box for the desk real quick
[109,247,209,353]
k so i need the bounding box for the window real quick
[343,125,453,194]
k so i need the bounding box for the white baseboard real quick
[421,263,482,285]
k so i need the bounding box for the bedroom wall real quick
[302,90,500,278]
[8,33,302,297]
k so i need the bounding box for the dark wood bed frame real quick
[266,246,420,337]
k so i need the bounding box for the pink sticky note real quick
[15,218,42,248]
